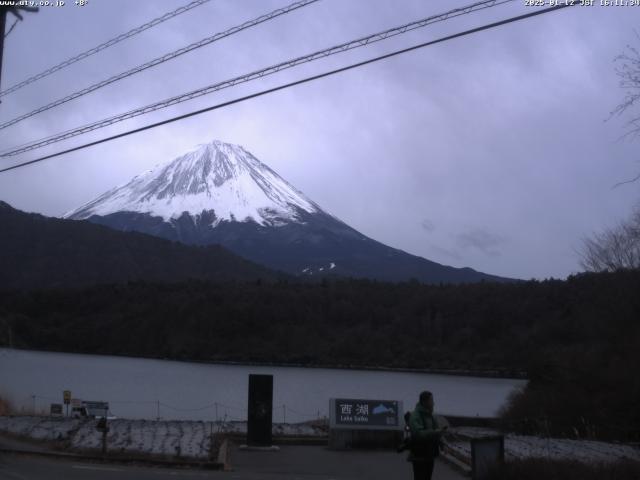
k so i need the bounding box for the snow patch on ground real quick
[0,416,213,459]
[0,416,82,441]
[446,427,640,464]
[0,416,326,459]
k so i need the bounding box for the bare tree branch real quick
[606,31,640,148]
[580,206,640,272]
[612,172,640,189]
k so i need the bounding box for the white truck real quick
[71,400,116,419]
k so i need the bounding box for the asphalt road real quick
[0,446,466,480]
[0,455,219,480]
[230,444,465,480]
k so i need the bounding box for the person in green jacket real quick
[408,391,447,480]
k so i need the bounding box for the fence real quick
[18,394,327,424]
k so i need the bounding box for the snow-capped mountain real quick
[65,140,509,284]
[67,141,320,227]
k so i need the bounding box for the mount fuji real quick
[65,140,508,283]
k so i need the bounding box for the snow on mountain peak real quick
[64,140,320,226]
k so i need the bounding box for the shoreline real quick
[0,347,527,379]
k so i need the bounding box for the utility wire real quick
[0,3,577,175]
[160,401,220,412]
[0,0,514,155]
[0,0,211,98]
[109,400,158,404]
[4,18,19,38]
[0,0,319,130]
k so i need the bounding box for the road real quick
[0,455,217,480]
[0,445,466,480]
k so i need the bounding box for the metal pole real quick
[156,400,160,421]
[283,405,286,424]
[102,407,108,455]
[102,427,107,455]
[31,395,35,414]
[0,5,38,100]
[0,9,6,92]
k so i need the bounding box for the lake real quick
[0,348,526,422]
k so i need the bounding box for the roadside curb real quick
[0,447,224,470]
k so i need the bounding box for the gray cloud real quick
[455,228,507,258]
[421,219,436,233]
[429,244,462,261]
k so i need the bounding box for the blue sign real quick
[333,398,400,428]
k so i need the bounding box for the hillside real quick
[0,201,280,289]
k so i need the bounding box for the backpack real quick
[396,411,413,453]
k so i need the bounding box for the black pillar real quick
[247,374,273,446]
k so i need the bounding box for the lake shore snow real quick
[446,427,640,464]
[1,416,637,464]
[0,415,326,459]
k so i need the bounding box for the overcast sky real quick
[1,0,639,280]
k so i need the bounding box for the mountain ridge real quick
[65,139,513,284]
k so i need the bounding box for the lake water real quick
[0,348,526,422]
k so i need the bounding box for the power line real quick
[159,401,222,412]
[0,3,577,175]
[0,0,319,130]
[0,0,211,99]
[0,0,515,155]
[4,18,19,38]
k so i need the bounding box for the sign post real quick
[96,416,110,455]
[63,390,71,417]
